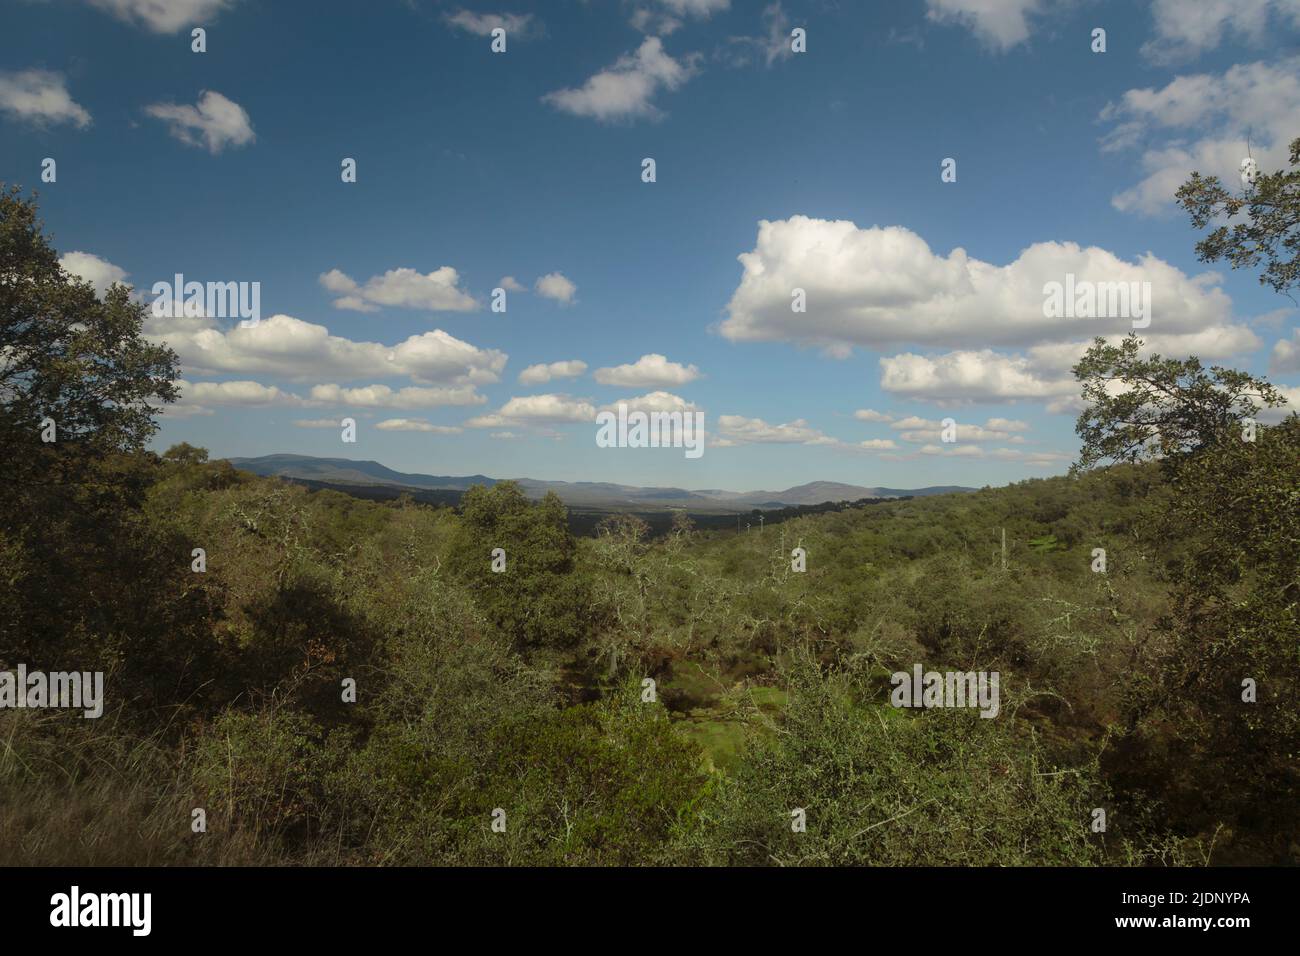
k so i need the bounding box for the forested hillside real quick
[3,432,1297,864]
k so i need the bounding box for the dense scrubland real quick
[2,433,1296,865]
[2,175,1297,866]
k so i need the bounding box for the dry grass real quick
[0,709,299,866]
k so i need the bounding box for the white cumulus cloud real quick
[292,418,341,429]
[0,70,91,128]
[889,416,1031,444]
[603,391,699,415]
[924,0,1045,52]
[1143,0,1300,63]
[143,312,506,385]
[542,37,698,122]
[175,378,304,407]
[721,216,1242,352]
[715,415,836,446]
[1271,328,1300,374]
[310,384,485,409]
[1100,58,1300,215]
[880,349,1077,404]
[320,266,478,313]
[533,272,577,304]
[88,0,237,33]
[59,252,128,297]
[880,328,1261,406]
[374,418,463,433]
[444,10,538,38]
[145,90,254,153]
[519,359,587,385]
[594,353,700,387]
[466,394,597,428]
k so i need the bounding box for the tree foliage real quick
[1072,333,1285,470]
[1176,136,1300,296]
[1073,329,1299,862]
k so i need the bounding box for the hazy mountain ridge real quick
[225,454,497,491]
[225,454,974,510]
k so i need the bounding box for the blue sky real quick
[3,0,1298,491]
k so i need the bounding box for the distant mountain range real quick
[224,454,974,512]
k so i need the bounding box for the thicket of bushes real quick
[2,429,1294,865]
